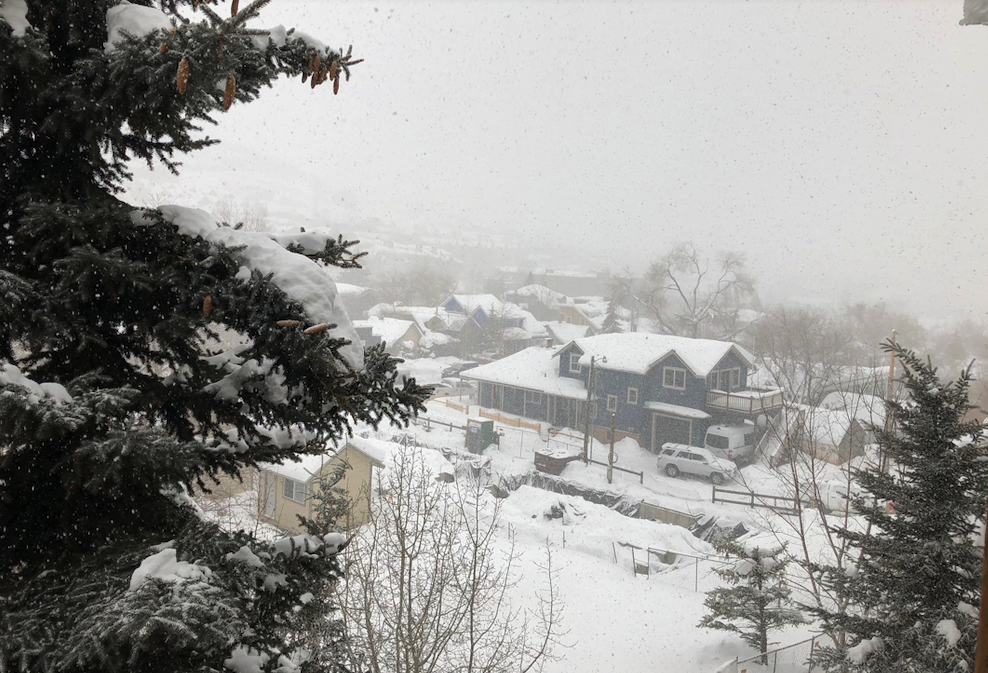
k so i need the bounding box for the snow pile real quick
[224,646,270,673]
[226,545,265,568]
[0,363,73,404]
[104,1,172,53]
[270,532,345,558]
[128,547,211,591]
[935,619,962,648]
[0,0,30,37]
[138,206,362,369]
[847,636,883,664]
[397,358,445,386]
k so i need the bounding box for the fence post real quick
[712,485,717,504]
[806,636,815,672]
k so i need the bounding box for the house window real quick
[663,367,687,390]
[708,368,741,392]
[565,316,573,324]
[569,353,582,374]
[524,390,542,404]
[283,477,306,504]
[606,394,618,412]
[627,387,639,405]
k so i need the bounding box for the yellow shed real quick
[258,439,386,533]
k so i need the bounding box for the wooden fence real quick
[478,408,543,433]
[711,485,800,515]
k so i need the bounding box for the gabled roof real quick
[351,317,422,346]
[262,440,384,483]
[554,333,754,378]
[445,294,504,316]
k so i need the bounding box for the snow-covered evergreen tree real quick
[600,300,622,334]
[810,343,988,673]
[0,1,426,671]
[698,538,804,663]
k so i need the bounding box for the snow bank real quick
[104,1,172,53]
[128,547,211,591]
[139,206,362,369]
[0,0,30,37]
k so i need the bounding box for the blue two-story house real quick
[461,333,783,452]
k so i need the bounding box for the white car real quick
[656,443,739,485]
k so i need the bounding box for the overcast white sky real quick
[128,0,988,323]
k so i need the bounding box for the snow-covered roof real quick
[346,436,389,467]
[820,392,887,427]
[335,282,371,297]
[461,347,588,400]
[351,317,420,346]
[558,333,754,378]
[263,439,386,482]
[544,321,593,344]
[511,284,568,305]
[642,401,712,420]
[448,294,504,315]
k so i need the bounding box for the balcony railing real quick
[706,388,784,415]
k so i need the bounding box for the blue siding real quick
[557,344,588,382]
[442,297,465,313]
[642,354,707,410]
[589,368,646,437]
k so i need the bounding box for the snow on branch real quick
[133,206,363,369]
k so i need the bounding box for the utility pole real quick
[581,356,596,464]
[881,330,897,474]
[607,412,616,484]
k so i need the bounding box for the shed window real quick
[569,353,582,373]
[606,394,618,412]
[627,387,639,405]
[663,367,687,390]
[524,390,542,404]
[283,477,306,504]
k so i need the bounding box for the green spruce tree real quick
[810,343,988,673]
[0,1,426,671]
[698,538,804,663]
[600,299,622,334]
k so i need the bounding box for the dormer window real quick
[569,353,582,374]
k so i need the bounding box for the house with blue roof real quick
[461,333,783,452]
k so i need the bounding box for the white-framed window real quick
[708,367,741,392]
[569,353,582,374]
[627,387,639,405]
[663,367,687,390]
[524,390,542,404]
[283,477,306,504]
[606,394,618,412]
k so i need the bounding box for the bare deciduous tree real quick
[635,244,756,339]
[337,444,563,673]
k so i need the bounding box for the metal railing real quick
[721,636,819,673]
[706,389,784,415]
[712,484,800,516]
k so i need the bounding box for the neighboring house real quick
[258,439,385,533]
[352,317,424,355]
[543,321,593,346]
[462,333,783,452]
[760,404,870,466]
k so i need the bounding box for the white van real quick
[703,424,756,463]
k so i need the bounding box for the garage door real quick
[651,413,692,452]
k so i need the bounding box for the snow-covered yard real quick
[200,396,854,673]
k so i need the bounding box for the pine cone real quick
[222,76,236,111]
[303,323,329,335]
[202,295,212,316]
[177,57,190,94]
[231,0,239,16]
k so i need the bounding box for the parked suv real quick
[656,443,739,485]
[703,424,756,463]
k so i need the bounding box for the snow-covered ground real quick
[201,396,854,673]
